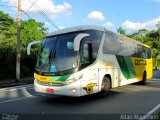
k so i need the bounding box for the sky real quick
[0,0,160,33]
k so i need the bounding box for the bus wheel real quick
[139,72,146,85]
[99,76,111,97]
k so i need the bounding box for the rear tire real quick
[139,72,146,85]
[99,76,111,97]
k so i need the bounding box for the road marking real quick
[0,94,40,104]
[140,103,160,120]
[147,103,160,114]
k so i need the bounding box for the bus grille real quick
[36,80,65,87]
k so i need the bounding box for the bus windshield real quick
[35,30,103,73]
[36,33,78,72]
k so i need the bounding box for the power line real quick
[0,4,17,8]
[21,10,33,19]
[0,4,33,19]
[28,0,59,29]
[0,1,60,30]
[30,0,59,29]
[21,1,41,19]
[26,0,39,12]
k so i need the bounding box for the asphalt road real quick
[0,79,160,120]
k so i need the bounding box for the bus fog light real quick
[73,89,76,93]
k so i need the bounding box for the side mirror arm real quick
[27,41,42,55]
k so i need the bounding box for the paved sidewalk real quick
[0,77,34,88]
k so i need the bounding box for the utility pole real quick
[16,0,21,82]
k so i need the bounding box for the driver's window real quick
[82,43,89,64]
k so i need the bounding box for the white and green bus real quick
[32,25,152,97]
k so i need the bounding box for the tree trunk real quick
[155,58,158,70]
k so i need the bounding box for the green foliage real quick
[0,45,16,79]
[21,19,47,49]
[0,45,37,79]
[153,59,160,69]
[0,11,17,46]
[128,28,160,69]
[0,10,47,80]
[117,27,126,35]
[128,29,149,43]
[129,29,160,59]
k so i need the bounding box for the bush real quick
[0,45,37,80]
[153,59,160,69]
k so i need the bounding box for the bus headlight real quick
[66,78,75,84]
[64,74,83,85]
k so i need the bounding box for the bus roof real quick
[46,25,105,37]
[46,25,151,49]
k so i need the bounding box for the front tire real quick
[99,76,111,97]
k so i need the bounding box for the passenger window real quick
[127,41,137,57]
[146,48,151,58]
[103,32,118,54]
[117,38,128,56]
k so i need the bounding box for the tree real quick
[129,28,160,69]
[145,30,160,69]
[0,10,48,80]
[117,27,126,35]
[21,19,48,49]
[0,11,17,45]
[128,29,149,43]
[0,10,48,49]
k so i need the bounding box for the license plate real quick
[46,88,54,93]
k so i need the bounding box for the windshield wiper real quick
[48,39,58,72]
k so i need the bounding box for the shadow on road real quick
[41,91,121,105]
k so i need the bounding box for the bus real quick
[31,25,153,97]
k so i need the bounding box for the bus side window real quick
[146,48,151,58]
[143,47,151,59]
[136,45,142,58]
[103,32,118,54]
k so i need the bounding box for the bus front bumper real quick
[34,80,81,97]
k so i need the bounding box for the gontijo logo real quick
[83,83,97,94]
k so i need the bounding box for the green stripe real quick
[116,55,136,79]
[50,74,72,82]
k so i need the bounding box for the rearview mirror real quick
[74,33,90,51]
